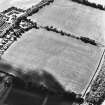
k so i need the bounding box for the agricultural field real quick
[2,28,104,95]
[0,0,105,104]
[30,0,105,45]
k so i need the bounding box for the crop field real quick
[0,0,105,104]
[30,0,105,45]
[1,28,104,94]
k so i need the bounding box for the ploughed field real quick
[2,28,104,94]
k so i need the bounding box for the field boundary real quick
[82,48,105,98]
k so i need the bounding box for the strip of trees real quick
[72,0,105,10]
[85,61,105,105]
[44,25,98,46]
